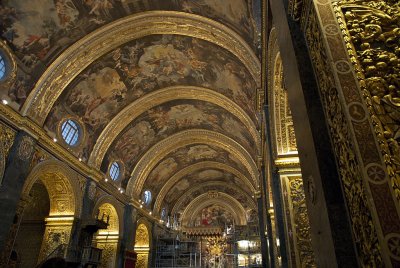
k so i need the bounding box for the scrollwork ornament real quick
[17,135,35,161]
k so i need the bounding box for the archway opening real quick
[93,203,120,268]
[13,181,50,268]
[134,223,150,268]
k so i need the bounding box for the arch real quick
[180,192,247,227]
[93,199,121,268]
[135,218,152,268]
[169,181,257,218]
[22,159,82,217]
[89,86,261,168]
[153,161,256,214]
[21,11,260,125]
[0,40,17,91]
[93,195,124,237]
[127,130,259,198]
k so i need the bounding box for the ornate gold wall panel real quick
[300,0,400,265]
[153,161,256,215]
[89,86,261,168]
[135,223,150,268]
[127,129,259,198]
[0,122,16,185]
[21,11,261,125]
[282,175,316,267]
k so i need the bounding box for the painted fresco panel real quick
[101,99,255,175]
[127,144,250,193]
[45,35,257,159]
[193,204,234,227]
[0,0,260,107]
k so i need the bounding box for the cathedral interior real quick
[0,0,399,267]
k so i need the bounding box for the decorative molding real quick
[153,161,256,214]
[89,86,261,168]
[0,122,16,185]
[127,129,260,198]
[21,11,261,125]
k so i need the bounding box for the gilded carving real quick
[304,5,382,266]
[336,1,400,202]
[0,122,16,185]
[21,11,260,125]
[287,176,316,267]
[17,135,35,161]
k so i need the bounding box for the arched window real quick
[109,162,120,181]
[0,54,5,80]
[61,119,80,146]
[143,190,152,205]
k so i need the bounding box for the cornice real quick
[153,161,256,214]
[89,86,261,168]
[21,11,261,125]
[126,129,260,198]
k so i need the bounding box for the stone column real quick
[117,204,137,267]
[0,132,36,252]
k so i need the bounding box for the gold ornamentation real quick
[153,161,256,214]
[287,176,316,267]
[304,5,382,266]
[0,122,16,185]
[17,135,35,161]
[180,192,246,226]
[21,11,261,125]
[89,86,261,168]
[336,1,400,202]
[127,129,259,198]
[171,181,257,220]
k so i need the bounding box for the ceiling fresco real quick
[125,144,251,192]
[192,204,234,227]
[44,34,257,158]
[98,99,256,175]
[162,180,255,214]
[0,0,260,107]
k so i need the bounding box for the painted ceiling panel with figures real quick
[44,34,258,160]
[128,144,251,194]
[1,0,260,108]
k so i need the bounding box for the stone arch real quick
[180,192,247,227]
[93,198,122,268]
[153,161,256,215]
[22,159,82,217]
[127,129,259,198]
[135,218,152,268]
[21,11,260,125]
[89,86,261,168]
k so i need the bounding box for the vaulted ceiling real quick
[1,0,263,227]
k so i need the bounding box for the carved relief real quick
[17,135,35,161]
[0,122,16,185]
[287,176,316,267]
[304,5,382,266]
[38,224,72,263]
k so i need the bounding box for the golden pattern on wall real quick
[0,122,16,185]
[304,4,382,266]
[287,176,316,267]
[272,55,297,155]
[135,223,150,268]
[337,1,400,202]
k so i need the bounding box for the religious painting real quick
[45,35,257,159]
[193,204,234,227]
[164,179,255,213]
[132,144,250,197]
[100,99,256,177]
[1,0,260,107]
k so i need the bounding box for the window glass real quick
[144,190,152,205]
[0,55,5,80]
[61,119,80,146]
[109,162,120,181]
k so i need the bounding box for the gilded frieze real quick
[0,121,16,185]
[304,4,382,266]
